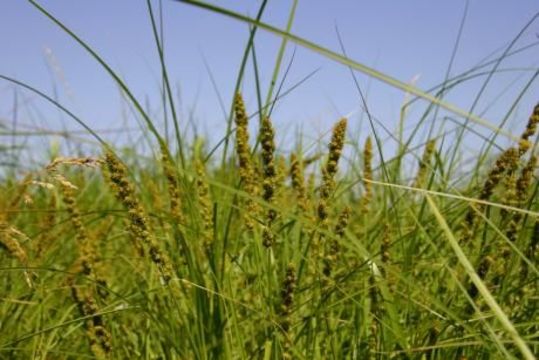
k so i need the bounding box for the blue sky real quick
[1,1,539,158]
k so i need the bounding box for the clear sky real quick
[1,1,539,159]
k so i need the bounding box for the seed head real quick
[0,222,28,265]
[318,118,347,222]
[361,136,373,214]
[413,139,436,189]
[71,284,112,358]
[461,147,519,243]
[103,151,172,283]
[518,103,539,156]
[195,160,214,252]
[160,144,184,225]
[234,93,259,230]
[289,153,309,214]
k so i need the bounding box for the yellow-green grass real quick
[0,1,538,359]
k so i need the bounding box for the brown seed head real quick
[103,151,172,283]
[518,103,539,156]
[160,144,184,225]
[318,118,347,222]
[361,136,374,214]
[234,93,259,230]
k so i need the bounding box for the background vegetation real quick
[1,1,538,359]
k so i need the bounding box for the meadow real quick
[1,1,538,359]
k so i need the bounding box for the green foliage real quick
[0,1,537,359]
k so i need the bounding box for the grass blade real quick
[425,194,535,360]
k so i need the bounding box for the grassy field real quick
[1,1,538,359]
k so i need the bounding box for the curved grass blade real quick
[425,194,535,360]
[28,0,170,155]
[174,0,518,141]
[0,75,107,147]
[364,178,539,219]
[147,0,186,166]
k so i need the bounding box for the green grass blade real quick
[425,194,535,360]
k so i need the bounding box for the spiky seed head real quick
[518,103,539,155]
[318,118,347,222]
